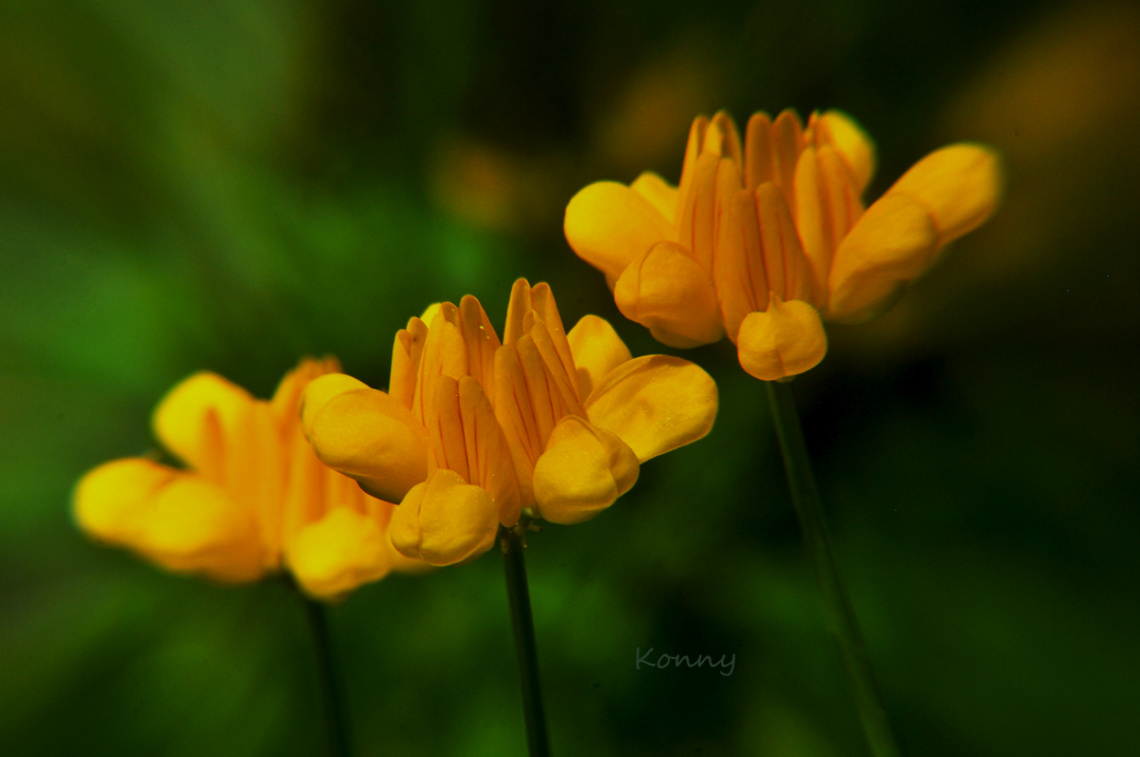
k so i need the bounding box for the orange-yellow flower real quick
[564,109,1004,380]
[73,358,429,600]
[302,279,718,567]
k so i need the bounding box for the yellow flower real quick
[564,109,1004,380]
[73,358,429,600]
[302,279,718,566]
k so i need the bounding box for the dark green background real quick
[3,0,1138,754]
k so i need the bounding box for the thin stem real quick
[301,595,351,757]
[765,379,902,757]
[501,523,551,757]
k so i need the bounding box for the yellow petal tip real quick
[736,298,828,381]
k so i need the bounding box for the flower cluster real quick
[565,109,1003,379]
[301,279,718,566]
[73,359,429,600]
[74,106,1002,606]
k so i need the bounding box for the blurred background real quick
[2,0,1138,754]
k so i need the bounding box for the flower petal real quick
[73,458,177,544]
[714,188,763,339]
[428,373,523,528]
[492,345,541,505]
[736,297,828,381]
[885,143,1003,248]
[613,241,725,348]
[675,151,721,272]
[818,110,876,194]
[230,400,284,567]
[677,115,710,200]
[826,193,939,323]
[503,277,534,348]
[564,181,674,282]
[755,181,819,306]
[301,374,429,502]
[818,144,862,261]
[287,508,392,600]
[427,376,470,481]
[529,282,579,400]
[566,315,632,400]
[706,110,743,166]
[281,421,328,552]
[770,109,805,199]
[533,416,639,525]
[137,474,263,582]
[389,469,499,566]
[793,146,832,286]
[458,295,501,391]
[744,111,773,190]
[413,309,468,424]
[458,376,522,527]
[528,318,584,418]
[270,357,341,427]
[631,171,679,225]
[584,354,717,462]
[153,372,253,476]
[390,317,429,410]
[386,536,436,575]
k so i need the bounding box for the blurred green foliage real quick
[2,0,1138,755]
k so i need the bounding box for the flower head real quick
[73,358,429,600]
[302,279,718,566]
[565,109,1004,380]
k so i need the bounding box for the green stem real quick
[302,595,351,757]
[501,524,551,757]
[765,380,901,757]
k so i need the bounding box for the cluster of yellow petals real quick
[73,359,429,600]
[565,109,1004,380]
[301,279,718,567]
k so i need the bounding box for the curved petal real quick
[566,315,632,400]
[389,469,499,566]
[420,302,444,327]
[613,241,725,348]
[885,143,1003,248]
[270,357,341,426]
[390,317,429,410]
[153,372,253,475]
[457,376,521,527]
[755,181,821,306]
[432,375,522,526]
[631,171,679,225]
[826,193,939,323]
[743,111,773,190]
[675,151,724,273]
[706,110,743,166]
[414,306,469,422]
[73,457,178,544]
[458,294,502,391]
[135,475,263,582]
[533,416,638,525]
[793,146,833,286]
[714,187,763,340]
[302,374,428,502]
[736,297,828,381]
[386,536,437,575]
[564,181,674,282]
[492,345,540,505]
[584,354,717,462]
[287,508,392,601]
[770,109,805,199]
[529,283,578,397]
[818,110,876,194]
